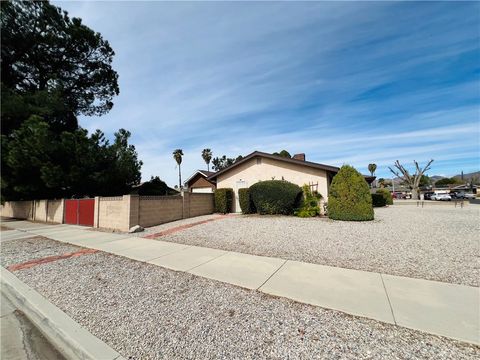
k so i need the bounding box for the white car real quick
[464,193,476,199]
[431,193,451,201]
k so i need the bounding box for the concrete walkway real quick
[2,220,479,345]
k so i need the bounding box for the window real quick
[256,158,262,165]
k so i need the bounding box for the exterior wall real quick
[189,193,215,217]
[216,157,330,212]
[0,201,34,220]
[34,200,48,222]
[1,192,215,231]
[97,196,128,231]
[138,195,183,228]
[188,174,215,193]
[46,200,64,223]
[1,199,64,223]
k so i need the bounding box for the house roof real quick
[207,151,340,181]
[184,170,216,185]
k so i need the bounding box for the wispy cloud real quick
[55,1,480,184]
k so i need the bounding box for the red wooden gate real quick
[64,199,95,226]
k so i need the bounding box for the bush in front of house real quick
[238,188,255,214]
[214,188,233,213]
[295,184,323,217]
[328,165,374,221]
[371,193,387,207]
[249,180,302,215]
[376,188,393,205]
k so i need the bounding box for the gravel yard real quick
[0,236,81,268]
[159,205,480,286]
[127,214,225,237]
[3,238,478,360]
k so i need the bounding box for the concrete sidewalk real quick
[2,220,479,345]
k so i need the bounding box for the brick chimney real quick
[293,153,305,161]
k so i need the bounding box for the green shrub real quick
[214,188,233,213]
[376,188,393,205]
[295,184,322,217]
[328,165,374,221]
[238,188,255,214]
[371,193,387,207]
[249,180,302,215]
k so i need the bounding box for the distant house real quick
[184,170,216,193]
[206,151,374,212]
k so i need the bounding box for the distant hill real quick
[452,171,480,182]
[380,171,479,185]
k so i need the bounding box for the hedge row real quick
[371,193,387,207]
[214,188,233,214]
[376,188,393,205]
[249,180,302,215]
[238,188,255,214]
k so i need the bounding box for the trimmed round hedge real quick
[328,165,374,221]
[376,188,393,205]
[238,188,255,214]
[249,180,302,215]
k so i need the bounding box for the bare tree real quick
[389,159,434,200]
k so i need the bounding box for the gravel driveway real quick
[158,205,480,286]
[3,238,478,360]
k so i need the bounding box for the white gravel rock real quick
[0,236,81,267]
[6,246,479,360]
[159,205,480,286]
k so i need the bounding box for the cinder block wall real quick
[138,196,183,228]
[189,193,215,217]
[96,196,127,231]
[46,200,64,223]
[1,201,34,220]
[1,199,64,223]
[34,200,48,222]
[1,192,215,231]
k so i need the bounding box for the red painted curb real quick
[7,248,98,271]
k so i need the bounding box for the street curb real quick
[1,267,124,360]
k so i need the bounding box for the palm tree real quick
[202,148,213,171]
[368,163,377,188]
[173,149,184,189]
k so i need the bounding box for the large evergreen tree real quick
[1,0,119,135]
[1,0,142,201]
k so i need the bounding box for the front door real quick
[234,180,248,213]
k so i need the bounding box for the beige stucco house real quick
[207,151,365,212]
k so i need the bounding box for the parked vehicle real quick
[431,193,452,201]
[423,192,434,200]
[392,192,406,199]
[449,191,476,200]
[450,191,465,199]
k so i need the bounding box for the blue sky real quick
[55,1,479,186]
